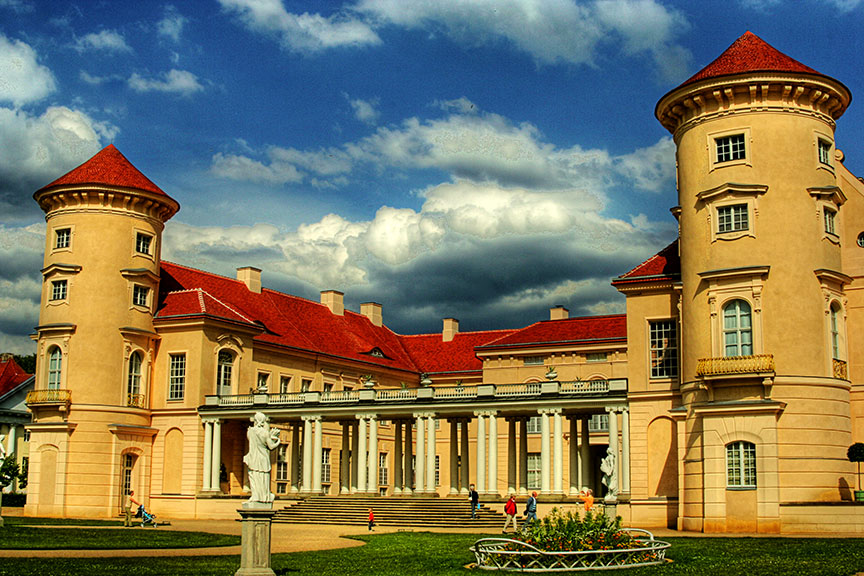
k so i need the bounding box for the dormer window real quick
[716,134,746,163]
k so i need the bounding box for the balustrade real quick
[26,389,71,404]
[834,358,848,380]
[126,393,147,408]
[495,383,541,397]
[696,354,775,376]
[560,380,609,394]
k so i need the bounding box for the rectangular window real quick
[527,453,541,490]
[135,232,153,255]
[378,452,388,486]
[168,354,186,400]
[716,134,746,163]
[818,139,832,166]
[276,444,289,481]
[586,352,607,363]
[300,378,312,393]
[132,285,149,307]
[649,320,679,379]
[824,207,837,235]
[726,441,756,488]
[526,416,541,434]
[55,228,71,249]
[50,279,68,301]
[323,383,334,394]
[434,455,440,487]
[717,204,749,233]
[523,356,544,366]
[589,413,609,432]
[257,372,270,391]
[280,375,292,394]
[321,448,331,484]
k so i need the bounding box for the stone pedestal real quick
[235,504,276,576]
[603,502,617,521]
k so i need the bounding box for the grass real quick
[0,530,863,575]
[3,516,124,526]
[0,526,239,550]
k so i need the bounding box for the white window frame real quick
[279,375,292,393]
[54,227,72,251]
[50,279,68,302]
[824,206,837,237]
[709,128,751,170]
[257,371,270,392]
[132,284,150,308]
[300,379,312,393]
[726,441,756,489]
[526,416,541,434]
[700,267,768,359]
[378,452,388,487]
[699,183,766,243]
[717,203,749,234]
[127,351,143,403]
[526,453,541,490]
[722,299,753,357]
[814,130,835,173]
[217,350,234,395]
[168,353,186,401]
[47,346,63,390]
[135,231,154,256]
[321,448,331,484]
[589,413,609,432]
[649,319,679,380]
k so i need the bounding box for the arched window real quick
[47,347,62,389]
[127,352,143,407]
[723,300,752,356]
[726,441,756,488]
[830,302,842,360]
[217,350,234,395]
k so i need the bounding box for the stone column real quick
[487,411,498,496]
[341,422,350,494]
[580,417,591,492]
[350,421,359,493]
[203,420,213,492]
[291,423,301,493]
[540,410,551,494]
[404,419,413,494]
[302,417,313,492]
[569,417,579,494]
[519,419,528,495]
[553,410,564,495]
[476,412,486,494]
[357,415,367,493]
[507,419,517,495]
[449,420,459,494]
[460,420,470,495]
[212,419,222,493]
[426,414,436,492]
[394,421,403,494]
[621,407,631,495]
[415,413,426,493]
[312,417,323,494]
[368,415,378,494]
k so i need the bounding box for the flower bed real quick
[470,508,670,571]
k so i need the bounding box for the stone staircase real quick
[273,495,507,529]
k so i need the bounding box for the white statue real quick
[600,448,618,503]
[243,412,280,505]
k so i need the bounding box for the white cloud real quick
[211,152,304,184]
[158,6,188,42]
[0,223,45,354]
[75,30,132,53]
[218,0,381,53]
[436,97,478,114]
[355,0,690,79]
[128,69,204,96]
[0,34,56,106]
[349,97,380,125]
[614,137,676,193]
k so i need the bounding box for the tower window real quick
[824,207,837,236]
[55,228,71,249]
[127,352,143,407]
[717,204,749,233]
[726,441,756,488]
[47,346,62,389]
[723,300,753,356]
[136,233,153,255]
[715,134,746,163]
[818,139,833,166]
[50,279,68,301]
[133,285,149,307]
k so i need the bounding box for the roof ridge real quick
[203,290,256,324]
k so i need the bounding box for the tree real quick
[0,453,19,528]
[847,443,864,492]
[11,354,35,374]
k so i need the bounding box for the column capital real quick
[604,406,620,414]
[474,410,497,417]
[538,408,561,415]
[413,411,436,419]
[303,414,322,422]
[620,406,629,414]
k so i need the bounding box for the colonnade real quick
[199,406,631,498]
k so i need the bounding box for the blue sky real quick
[2,0,864,354]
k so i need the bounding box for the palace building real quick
[20,32,864,533]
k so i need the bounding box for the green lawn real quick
[0,531,863,575]
[0,526,239,550]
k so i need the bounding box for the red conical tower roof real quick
[37,144,170,198]
[680,31,825,88]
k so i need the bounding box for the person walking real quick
[524,491,538,525]
[123,490,140,527]
[502,494,518,533]
[368,507,375,531]
[469,483,480,519]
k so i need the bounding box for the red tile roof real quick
[0,357,32,398]
[157,262,422,373]
[401,330,515,374]
[477,315,626,350]
[37,144,171,198]
[681,31,824,88]
[612,241,680,286]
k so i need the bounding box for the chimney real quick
[442,318,459,342]
[321,290,344,316]
[550,305,569,321]
[237,267,262,293]
[361,302,383,327]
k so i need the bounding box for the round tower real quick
[27,145,178,517]
[656,32,854,532]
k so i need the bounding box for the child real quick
[368,507,375,531]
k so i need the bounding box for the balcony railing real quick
[377,389,418,401]
[560,380,610,394]
[495,383,542,397]
[321,390,360,403]
[126,393,147,408]
[219,394,254,406]
[433,386,478,399]
[833,358,848,380]
[269,392,305,404]
[26,388,71,405]
[696,354,775,377]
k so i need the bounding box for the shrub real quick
[514,508,635,552]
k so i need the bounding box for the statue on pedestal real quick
[600,448,618,503]
[243,412,280,505]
